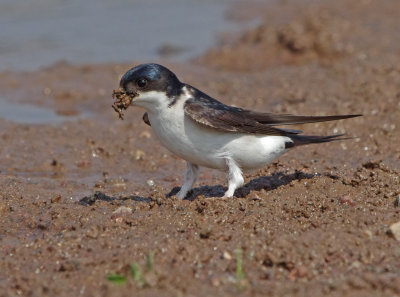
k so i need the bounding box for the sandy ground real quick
[1,0,400,296]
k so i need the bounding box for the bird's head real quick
[112,63,183,118]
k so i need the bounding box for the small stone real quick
[86,226,99,239]
[350,261,361,269]
[211,277,221,287]
[339,195,355,206]
[363,229,373,239]
[394,195,399,207]
[0,203,9,214]
[135,149,145,160]
[77,160,91,168]
[58,261,76,272]
[199,228,212,239]
[248,192,261,201]
[223,251,232,260]
[288,269,297,281]
[111,206,133,222]
[146,179,155,187]
[43,87,52,96]
[143,271,157,287]
[139,131,151,139]
[51,195,61,203]
[388,221,400,241]
[297,266,308,278]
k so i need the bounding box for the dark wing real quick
[184,98,296,136]
[183,85,361,136]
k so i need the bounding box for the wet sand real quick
[1,0,400,296]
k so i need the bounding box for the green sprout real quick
[234,248,248,290]
[107,274,127,285]
[107,252,155,287]
[130,263,145,287]
[146,251,154,271]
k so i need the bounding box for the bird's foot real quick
[220,195,232,200]
[205,195,230,201]
[175,190,187,200]
[218,192,234,200]
[223,189,235,199]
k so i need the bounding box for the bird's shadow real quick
[78,191,152,206]
[167,170,317,201]
[78,170,319,205]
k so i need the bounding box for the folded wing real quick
[184,98,290,136]
[184,97,361,136]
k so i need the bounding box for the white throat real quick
[131,90,171,112]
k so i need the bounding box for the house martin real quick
[112,63,361,199]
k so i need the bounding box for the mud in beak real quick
[112,87,138,120]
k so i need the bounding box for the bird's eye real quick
[137,78,147,88]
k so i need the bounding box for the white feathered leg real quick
[224,157,244,198]
[176,162,199,199]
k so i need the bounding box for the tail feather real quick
[290,134,355,146]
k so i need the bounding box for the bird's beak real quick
[112,87,138,120]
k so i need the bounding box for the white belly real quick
[148,106,290,171]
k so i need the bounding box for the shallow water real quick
[0,0,242,71]
[0,97,87,124]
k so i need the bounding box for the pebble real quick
[135,149,145,160]
[223,251,232,260]
[297,266,308,278]
[211,277,221,287]
[388,221,400,241]
[111,206,133,222]
[51,195,61,203]
[394,195,399,207]
[86,226,99,239]
[248,192,261,201]
[43,87,52,96]
[147,179,155,187]
[350,261,361,269]
[0,203,9,214]
[339,195,355,206]
[143,271,157,287]
[139,131,151,139]
[363,229,373,239]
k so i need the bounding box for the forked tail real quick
[290,134,355,146]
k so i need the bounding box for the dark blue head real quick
[119,63,183,99]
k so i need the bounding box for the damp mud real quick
[112,88,134,120]
[1,0,400,296]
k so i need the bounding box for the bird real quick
[113,63,361,199]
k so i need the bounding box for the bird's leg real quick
[176,162,199,199]
[224,157,244,198]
